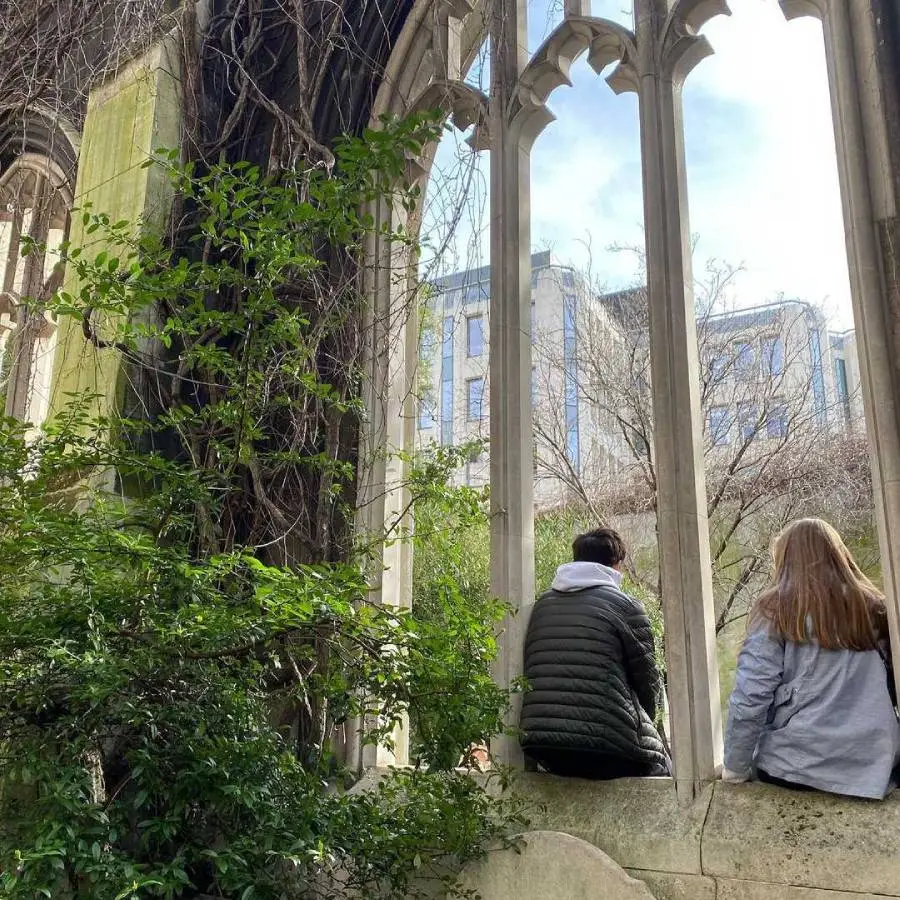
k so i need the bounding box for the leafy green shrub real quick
[0,118,522,899]
[407,444,509,769]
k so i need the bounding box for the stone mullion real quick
[804,0,900,700]
[350,191,414,772]
[6,174,51,421]
[1,199,23,298]
[631,0,723,796]
[488,0,534,768]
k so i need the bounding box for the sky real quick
[421,0,854,330]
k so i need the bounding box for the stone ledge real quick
[703,782,900,895]
[508,773,709,875]
[350,771,900,898]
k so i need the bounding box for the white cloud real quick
[685,0,852,327]
[426,0,854,328]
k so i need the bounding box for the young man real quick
[519,528,670,779]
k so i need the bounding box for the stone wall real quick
[459,775,900,900]
[349,771,900,900]
[48,34,182,421]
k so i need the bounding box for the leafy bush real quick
[407,444,509,769]
[0,117,522,899]
[414,500,666,700]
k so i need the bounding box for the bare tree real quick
[533,250,873,632]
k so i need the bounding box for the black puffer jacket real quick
[520,580,668,773]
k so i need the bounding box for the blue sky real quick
[421,0,854,329]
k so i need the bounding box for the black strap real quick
[877,643,899,715]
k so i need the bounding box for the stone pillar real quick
[3,164,67,424]
[489,0,534,768]
[49,36,182,420]
[564,0,592,17]
[779,0,900,694]
[352,0,491,774]
[627,0,725,795]
[352,191,415,771]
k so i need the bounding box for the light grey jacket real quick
[724,623,900,799]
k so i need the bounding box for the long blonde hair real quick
[753,518,888,650]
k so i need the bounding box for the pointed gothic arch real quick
[0,111,78,427]
[354,0,900,796]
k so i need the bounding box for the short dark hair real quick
[572,528,626,567]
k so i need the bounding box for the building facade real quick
[417,259,864,511]
[699,300,863,454]
[416,251,630,508]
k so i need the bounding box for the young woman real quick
[723,518,900,799]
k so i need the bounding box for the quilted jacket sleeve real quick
[619,600,661,722]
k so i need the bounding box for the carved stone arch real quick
[779,0,827,21]
[0,113,78,424]
[0,105,80,190]
[655,0,732,86]
[512,17,637,149]
[370,0,489,122]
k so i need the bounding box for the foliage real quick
[408,443,512,769]
[415,500,666,683]
[0,117,523,900]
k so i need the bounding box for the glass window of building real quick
[467,376,485,421]
[467,314,484,357]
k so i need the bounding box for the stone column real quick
[354,0,492,775]
[353,191,415,771]
[779,0,900,694]
[628,0,724,795]
[489,0,534,768]
[49,36,182,421]
[564,0,591,16]
[5,172,55,422]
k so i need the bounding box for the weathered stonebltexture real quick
[716,881,891,900]
[626,870,716,900]
[49,36,182,420]
[703,782,900,895]
[352,772,900,899]
[457,831,657,900]
[508,773,710,875]
[457,778,900,899]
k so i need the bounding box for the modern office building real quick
[416,255,864,510]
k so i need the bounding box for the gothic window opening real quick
[0,154,72,427]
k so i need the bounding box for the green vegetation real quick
[419,500,880,725]
[0,118,524,900]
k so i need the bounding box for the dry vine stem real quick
[0,0,451,566]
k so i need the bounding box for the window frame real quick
[708,404,731,446]
[466,375,485,422]
[466,313,484,357]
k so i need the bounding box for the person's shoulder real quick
[595,581,643,606]
[577,583,644,614]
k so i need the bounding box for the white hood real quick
[551,561,623,592]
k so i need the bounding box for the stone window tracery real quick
[0,154,71,426]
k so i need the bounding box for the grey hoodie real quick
[550,561,623,593]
